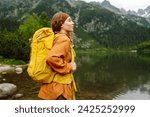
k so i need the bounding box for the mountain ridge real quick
[90,0,150,21]
[0,0,150,49]
[89,0,150,27]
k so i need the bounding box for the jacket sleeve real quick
[46,36,72,75]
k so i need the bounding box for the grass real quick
[0,56,26,65]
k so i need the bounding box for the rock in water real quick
[0,83,17,98]
[12,93,23,99]
[15,67,23,74]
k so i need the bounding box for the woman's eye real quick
[68,18,72,22]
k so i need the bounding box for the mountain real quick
[137,6,150,19]
[97,0,150,21]
[0,0,41,19]
[100,0,122,14]
[0,0,150,49]
[90,0,150,28]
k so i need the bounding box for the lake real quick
[0,51,150,100]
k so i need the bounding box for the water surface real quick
[0,52,150,100]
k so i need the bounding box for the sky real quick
[82,0,150,11]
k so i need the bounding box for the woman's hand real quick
[70,62,76,73]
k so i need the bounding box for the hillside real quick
[0,0,150,49]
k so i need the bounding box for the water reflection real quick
[0,52,150,100]
[75,52,150,100]
[0,70,40,99]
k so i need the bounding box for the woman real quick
[38,12,77,100]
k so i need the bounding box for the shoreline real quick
[0,64,27,73]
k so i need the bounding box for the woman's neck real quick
[59,29,67,34]
[57,30,73,43]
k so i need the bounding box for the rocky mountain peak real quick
[138,9,145,15]
[100,0,121,14]
[144,5,150,13]
[101,0,111,7]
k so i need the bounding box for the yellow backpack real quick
[27,27,56,83]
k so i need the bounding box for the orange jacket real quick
[46,34,76,92]
[39,34,77,100]
[46,34,72,75]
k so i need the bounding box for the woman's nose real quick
[71,21,74,25]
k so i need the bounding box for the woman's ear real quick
[61,24,64,28]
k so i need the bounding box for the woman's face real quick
[61,17,74,32]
